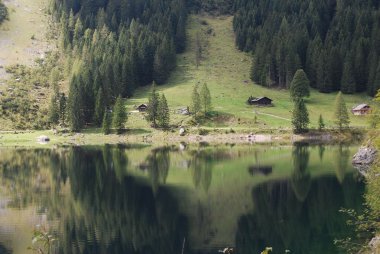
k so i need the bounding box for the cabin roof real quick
[352,104,370,111]
[250,96,272,102]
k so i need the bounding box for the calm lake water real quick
[0,143,364,254]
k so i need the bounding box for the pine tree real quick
[200,83,212,115]
[102,111,111,135]
[290,69,310,101]
[68,77,84,132]
[292,99,309,133]
[334,92,350,130]
[372,64,380,97]
[341,55,356,94]
[368,89,380,128]
[318,114,325,131]
[147,82,160,127]
[112,95,127,134]
[59,93,67,126]
[191,84,201,116]
[48,93,60,125]
[157,94,170,128]
[94,87,105,126]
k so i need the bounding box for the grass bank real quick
[0,127,367,147]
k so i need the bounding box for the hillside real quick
[0,0,52,79]
[126,15,371,130]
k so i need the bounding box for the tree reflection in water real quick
[0,145,365,254]
[56,146,188,254]
[235,143,364,254]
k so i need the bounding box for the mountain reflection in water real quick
[0,144,364,254]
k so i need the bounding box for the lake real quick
[0,143,364,254]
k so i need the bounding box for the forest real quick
[51,0,187,129]
[233,0,380,96]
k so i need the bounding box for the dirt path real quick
[0,0,53,80]
[255,111,291,121]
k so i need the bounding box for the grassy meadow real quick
[126,15,372,130]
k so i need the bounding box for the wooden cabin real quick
[137,104,148,112]
[247,96,273,106]
[351,104,371,115]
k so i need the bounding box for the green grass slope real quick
[126,15,372,130]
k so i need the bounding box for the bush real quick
[198,128,209,136]
[0,1,8,25]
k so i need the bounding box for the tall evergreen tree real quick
[341,55,356,94]
[48,93,60,125]
[157,94,170,128]
[59,93,67,126]
[334,92,350,130]
[68,77,84,132]
[147,82,160,127]
[200,83,212,115]
[112,95,127,134]
[318,114,325,131]
[191,84,201,116]
[102,111,111,135]
[94,87,105,126]
[292,99,309,133]
[290,69,310,101]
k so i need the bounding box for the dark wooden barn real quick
[247,96,273,106]
[137,104,148,112]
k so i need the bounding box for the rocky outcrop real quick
[36,135,50,144]
[352,147,378,175]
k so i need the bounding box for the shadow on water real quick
[235,143,365,254]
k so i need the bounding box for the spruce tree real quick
[318,114,325,131]
[292,99,309,133]
[94,87,105,126]
[341,55,356,94]
[48,94,60,125]
[68,78,84,132]
[191,84,201,116]
[372,64,380,97]
[147,82,160,127]
[157,94,170,129]
[112,95,127,134]
[102,111,111,135]
[334,92,350,130]
[59,93,67,126]
[290,69,310,101]
[200,83,212,116]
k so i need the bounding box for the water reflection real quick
[0,144,364,254]
[190,150,213,192]
[58,146,187,254]
[235,144,364,254]
[291,143,311,202]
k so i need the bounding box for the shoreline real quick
[0,128,368,147]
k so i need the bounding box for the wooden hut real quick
[351,104,371,115]
[137,104,148,112]
[247,96,273,106]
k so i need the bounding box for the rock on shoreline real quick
[352,146,378,175]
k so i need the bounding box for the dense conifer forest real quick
[52,0,187,128]
[233,0,380,95]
